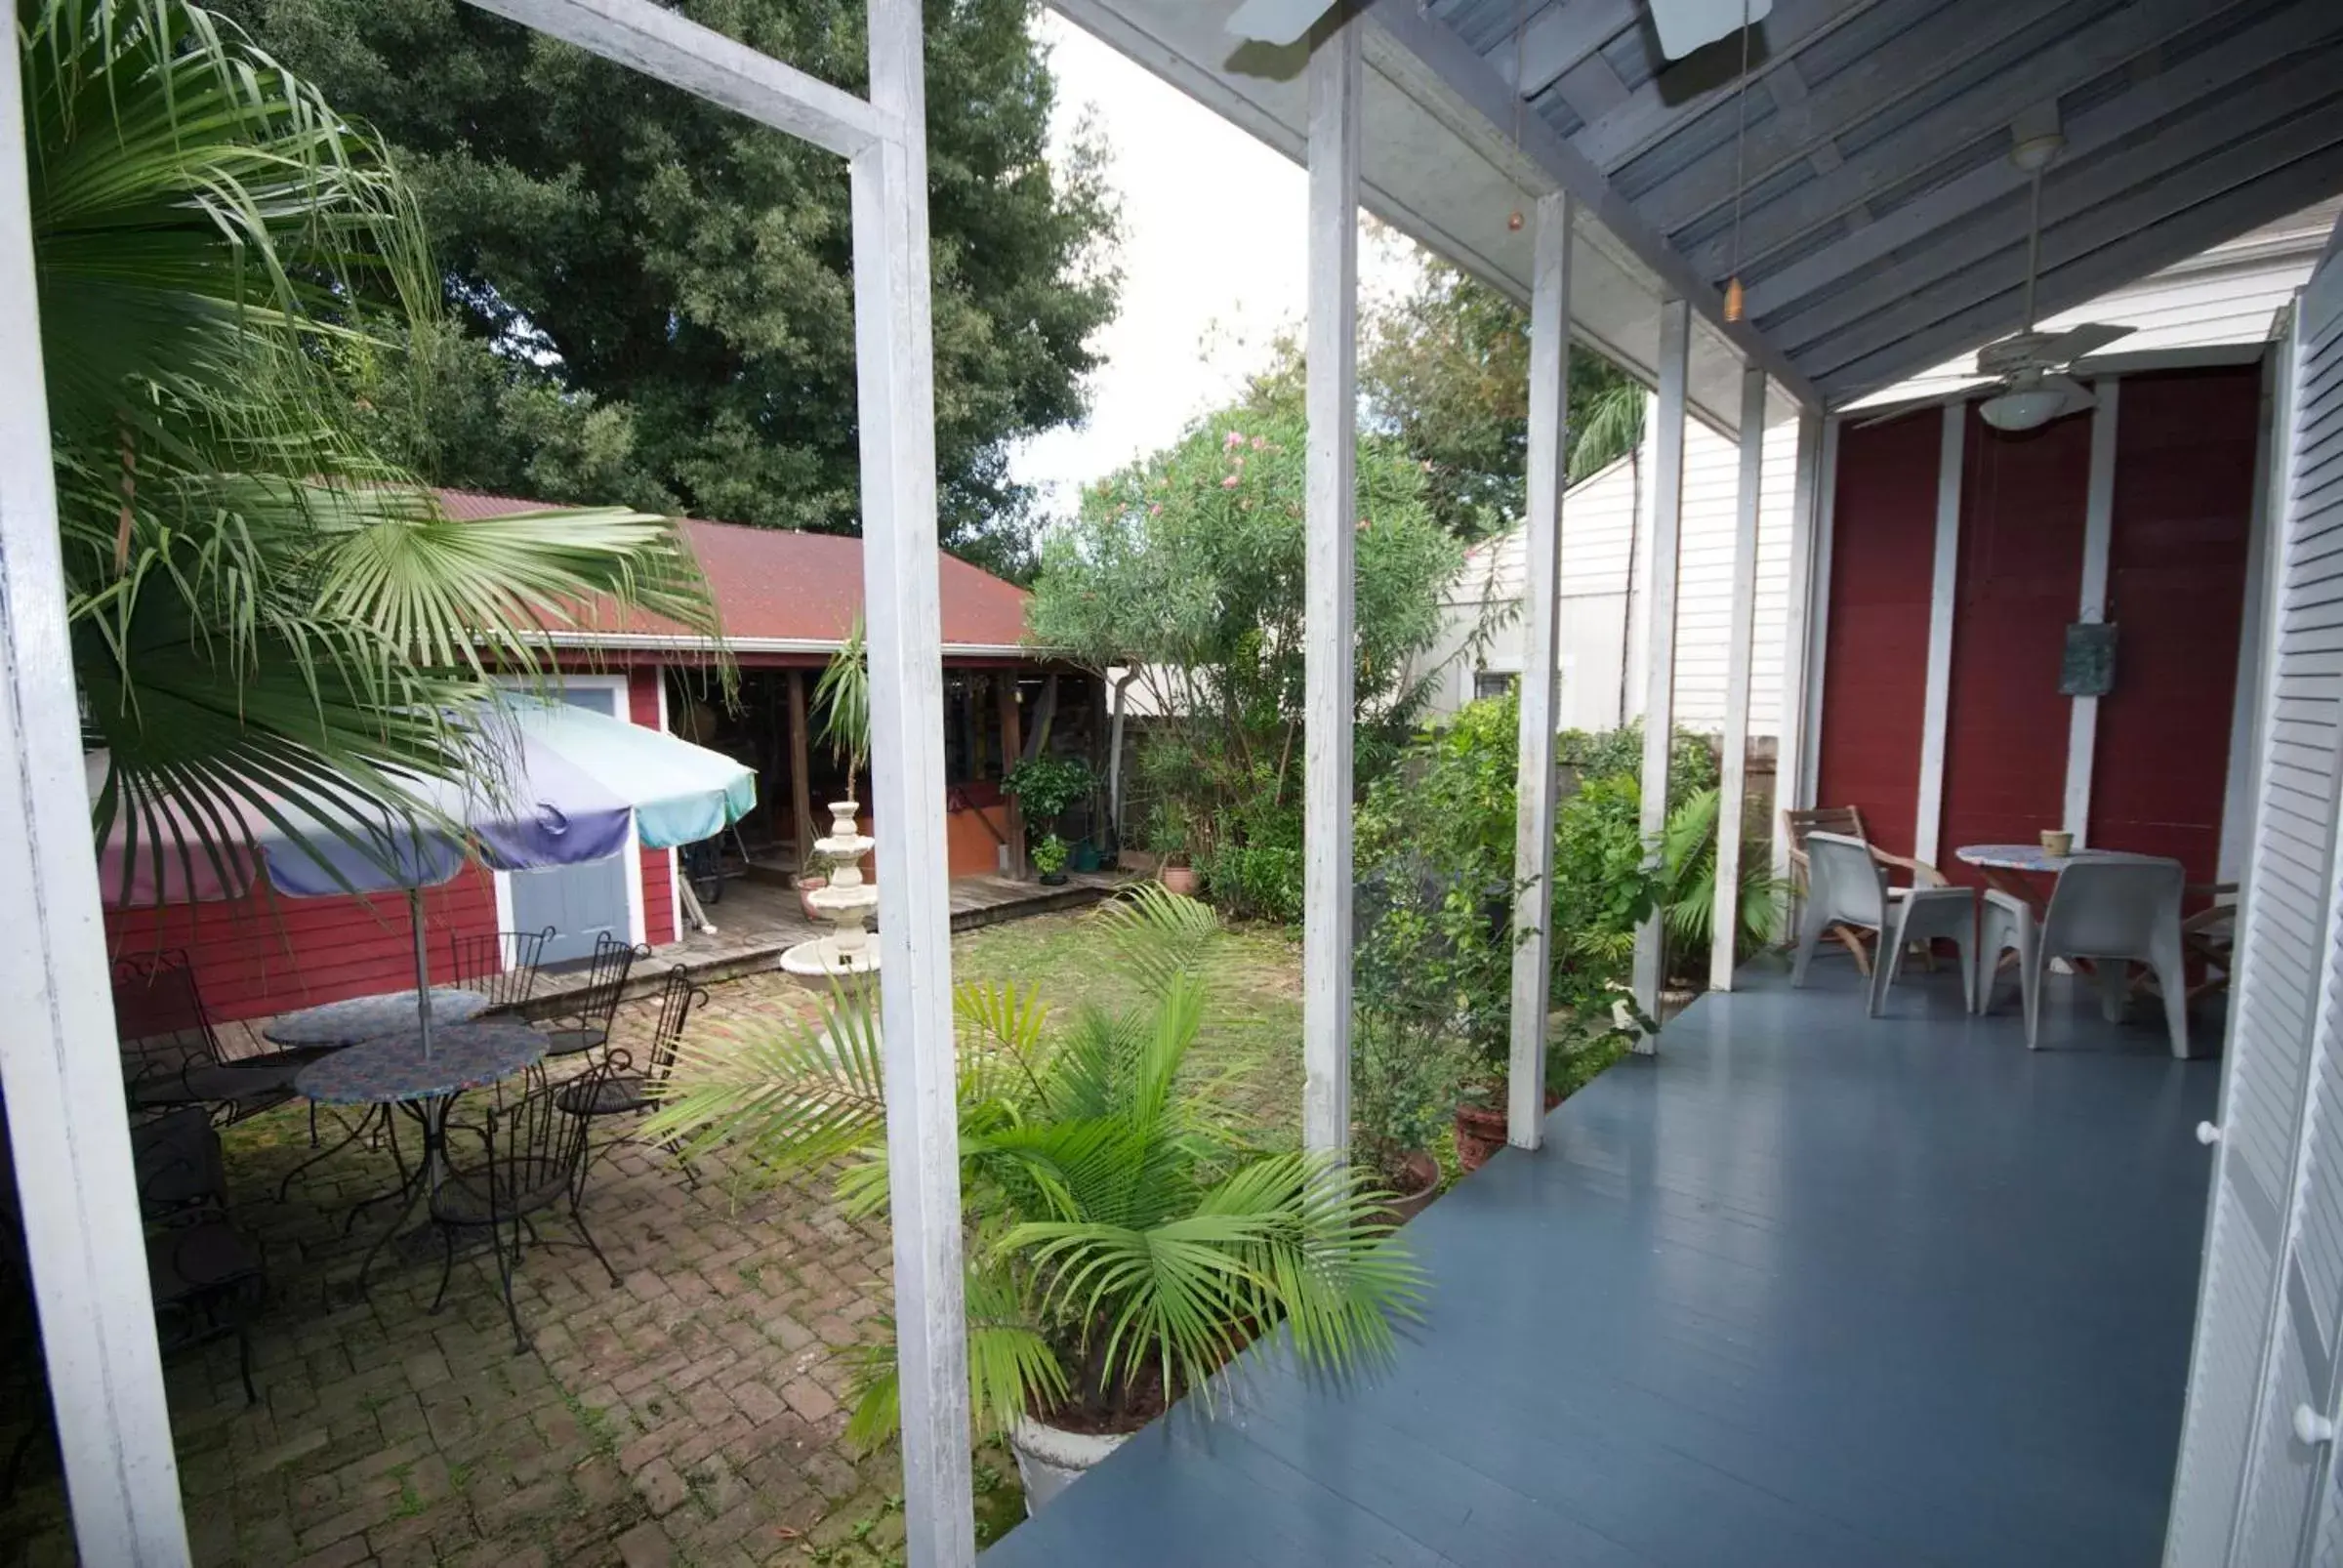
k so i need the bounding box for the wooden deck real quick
[981,958,2224,1567]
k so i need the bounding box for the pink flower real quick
[1231,455,1244,469]
[1220,474,1240,489]
[1222,430,1245,450]
[1149,504,1162,516]
[1252,435,1268,451]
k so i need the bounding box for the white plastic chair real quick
[1977,888,2037,1021]
[2021,853,2190,1056]
[1791,832,1977,1016]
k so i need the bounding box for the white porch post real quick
[1302,14,1362,1160]
[1913,402,1965,867]
[1772,409,1825,900]
[2064,378,2120,846]
[851,1,972,1560]
[0,36,190,1567]
[1631,299,1690,1038]
[1799,417,1842,801]
[1710,365,1768,991]
[1507,190,1572,1150]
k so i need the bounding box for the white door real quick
[508,681,635,966]
[2168,231,2343,1566]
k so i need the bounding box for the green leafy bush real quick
[1352,1008,1466,1187]
[1030,833,1070,878]
[1003,754,1094,829]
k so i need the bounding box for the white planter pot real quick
[1008,1417,1129,1514]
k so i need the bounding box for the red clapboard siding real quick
[1815,410,1944,859]
[1938,405,2093,884]
[2089,367,2259,883]
[107,869,501,1023]
[633,665,678,945]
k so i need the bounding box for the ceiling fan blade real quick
[1852,390,1966,430]
[2042,374,2097,415]
[1650,0,1777,60]
[2040,321,2136,363]
[1225,0,1336,45]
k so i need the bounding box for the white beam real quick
[1712,366,1768,990]
[1773,408,1825,900]
[1365,0,1825,413]
[1801,417,1841,798]
[1508,190,1573,1151]
[1633,300,1691,1036]
[1913,402,1964,868]
[2065,378,2120,846]
[465,0,886,157]
[0,34,188,1566]
[1814,134,2343,402]
[849,3,971,1563]
[1302,14,1362,1161]
[2222,337,2287,884]
[1743,1,2343,320]
[1496,0,1638,99]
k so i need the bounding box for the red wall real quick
[2090,368,2260,881]
[109,662,678,1023]
[1938,405,2092,883]
[1815,409,1943,859]
[1815,366,2258,884]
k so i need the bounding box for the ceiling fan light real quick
[1979,387,2070,433]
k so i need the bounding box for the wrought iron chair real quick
[117,952,304,1126]
[536,932,648,1060]
[449,926,556,1011]
[430,1058,624,1353]
[558,966,709,1186]
[133,1109,267,1404]
[1791,832,1976,1015]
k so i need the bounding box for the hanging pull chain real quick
[1724,0,1752,321]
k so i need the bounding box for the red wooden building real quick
[107,489,1085,1022]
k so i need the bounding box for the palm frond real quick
[814,615,870,790]
[1092,883,1220,998]
[843,1261,1068,1452]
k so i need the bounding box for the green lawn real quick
[954,907,1307,1145]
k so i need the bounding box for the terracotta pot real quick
[1160,865,1199,897]
[1376,1150,1443,1225]
[796,874,826,923]
[1454,1090,1566,1174]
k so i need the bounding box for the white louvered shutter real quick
[2169,237,2343,1567]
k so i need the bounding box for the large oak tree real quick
[219,0,1122,577]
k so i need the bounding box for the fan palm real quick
[26,0,716,892]
[645,885,1422,1446]
[1656,785,1782,975]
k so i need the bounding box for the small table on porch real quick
[296,1019,549,1295]
[1953,844,2100,916]
[263,987,492,1049]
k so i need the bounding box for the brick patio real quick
[0,972,985,1568]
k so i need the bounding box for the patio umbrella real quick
[94,691,757,1051]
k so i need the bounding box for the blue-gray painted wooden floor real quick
[980,958,2224,1567]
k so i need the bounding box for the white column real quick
[0,37,189,1567]
[1631,299,1690,1037]
[1711,366,1768,990]
[1800,417,1842,799]
[2222,351,2286,884]
[1507,190,1572,1151]
[2064,378,2120,846]
[1913,402,1964,867]
[850,3,971,1561]
[1772,408,1825,898]
[1301,16,1362,1160]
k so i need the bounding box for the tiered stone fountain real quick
[780,800,881,980]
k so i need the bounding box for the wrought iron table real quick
[264,987,491,1048]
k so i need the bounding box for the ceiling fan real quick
[1858,133,2134,433]
[1226,0,1767,57]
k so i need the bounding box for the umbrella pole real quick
[410,887,433,1059]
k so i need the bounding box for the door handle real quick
[2197,1122,2222,1146]
[2295,1405,2336,1446]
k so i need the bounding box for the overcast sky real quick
[1006,12,1422,521]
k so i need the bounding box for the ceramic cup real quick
[2040,830,2075,858]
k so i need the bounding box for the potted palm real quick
[647,887,1422,1511]
[1146,802,1197,897]
[803,620,871,907]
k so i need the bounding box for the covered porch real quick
[983,960,2222,1567]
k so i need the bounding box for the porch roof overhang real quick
[1057,0,2343,417]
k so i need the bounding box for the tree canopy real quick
[216,0,1122,578]
[1362,258,1647,541]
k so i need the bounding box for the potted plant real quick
[1003,754,1094,882]
[1147,802,1197,897]
[1352,1009,1458,1222]
[647,887,1422,1512]
[1031,832,1071,886]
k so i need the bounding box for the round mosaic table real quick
[264,987,491,1049]
[297,1019,549,1294]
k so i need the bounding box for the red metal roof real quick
[432,487,1033,649]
